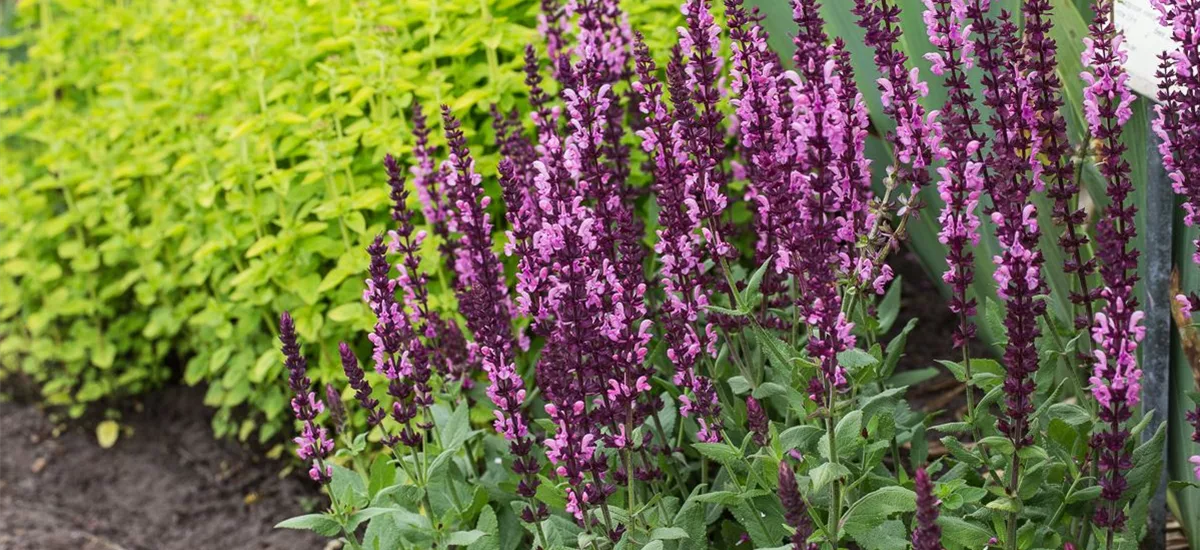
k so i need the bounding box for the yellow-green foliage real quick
[0,0,682,445]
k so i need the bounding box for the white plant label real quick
[1115,0,1175,99]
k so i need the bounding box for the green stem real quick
[826,387,842,549]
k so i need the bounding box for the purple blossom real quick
[440,107,545,522]
[409,103,456,266]
[779,463,817,550]
[1188,406,1200,479]
[1082,0,1142,532]
[1025,0,1098,332]
[854,0,939,208]
[280,312,332,484]
[745,395,768,447]
[912,467,942,550]
[777,15,863,404]
[962,0,1045,451]
[912,465,940,550]
[1152,0,1200,313]
[325,383,345,434]
[923,0,984,348]
[340,342,385,427]
[633,33,724,443]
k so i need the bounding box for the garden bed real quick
[0,387,321,550]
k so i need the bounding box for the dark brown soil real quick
[0,387,324,550]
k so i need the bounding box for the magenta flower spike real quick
[1024,0,1098,331]
[1082,0,1143,532]
[1152,0,1200,315]
[912,467,943,550]
[779,463,817,550]
[923,0,985,348]
[279,312,333,484]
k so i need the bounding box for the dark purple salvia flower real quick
[386,155,437,413]
[778,3,864,405]
[538,0,570,78]
[633,34,724,443]
[745,396,769,447]
[1152,0,1200,318]
[853,0,939,267]
[1025,0,1099,333]
[440,106,546,522]
[923,0,985,349]
[1082,0,1142,532]
[727,0,792,318]
[280,312,333,484]
[958,0,1046,451]
[340,342,385,427]
[779,463,817,550]
[912,467,943,550]
[677,0,734,265]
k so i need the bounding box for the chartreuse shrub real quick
[0,0,682,446]
[277,0,1195,548]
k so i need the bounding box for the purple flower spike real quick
[339,342,385,427]
[1025,0,1098,332]
[633,33,724,444]
[745,396,769,447]
[280,312,332,484]
[923,0,984,349]
[1152,0,1200,313]
[779,463,817,550]
[1082,0,1142,533]
[854,0,939,215]
[913,467,943,550]
[325,383,345,434]
[440,106,545,522]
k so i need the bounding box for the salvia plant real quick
[273,0,1196,549]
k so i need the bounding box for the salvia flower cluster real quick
[275,0,1183,547]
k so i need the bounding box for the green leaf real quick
[938,516,994,550]
[881,318,918,379]
[835,409,864,451]
[447,530,487,546]
[846,519,909,550]
[468,506,500,550]
[650,527,690,541]
[692,442,742,464]
[368,455,395,499]
[741,258,772,308]
[96,420,120,449]
[838,348,879,370]
[276,514,341,536]
[779,425,825,453]
[1046,402,1091,426]
[840,486,918,534]
[810,462,851,493]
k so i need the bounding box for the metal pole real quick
[1143,109,1172,550]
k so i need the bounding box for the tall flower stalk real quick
[853,0,939,277]
[1082,0,1142,542]
[280,311,333,484]
[441,107,549,531]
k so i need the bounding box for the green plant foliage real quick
[0,0,682,446]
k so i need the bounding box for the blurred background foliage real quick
[0,0,682,448]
